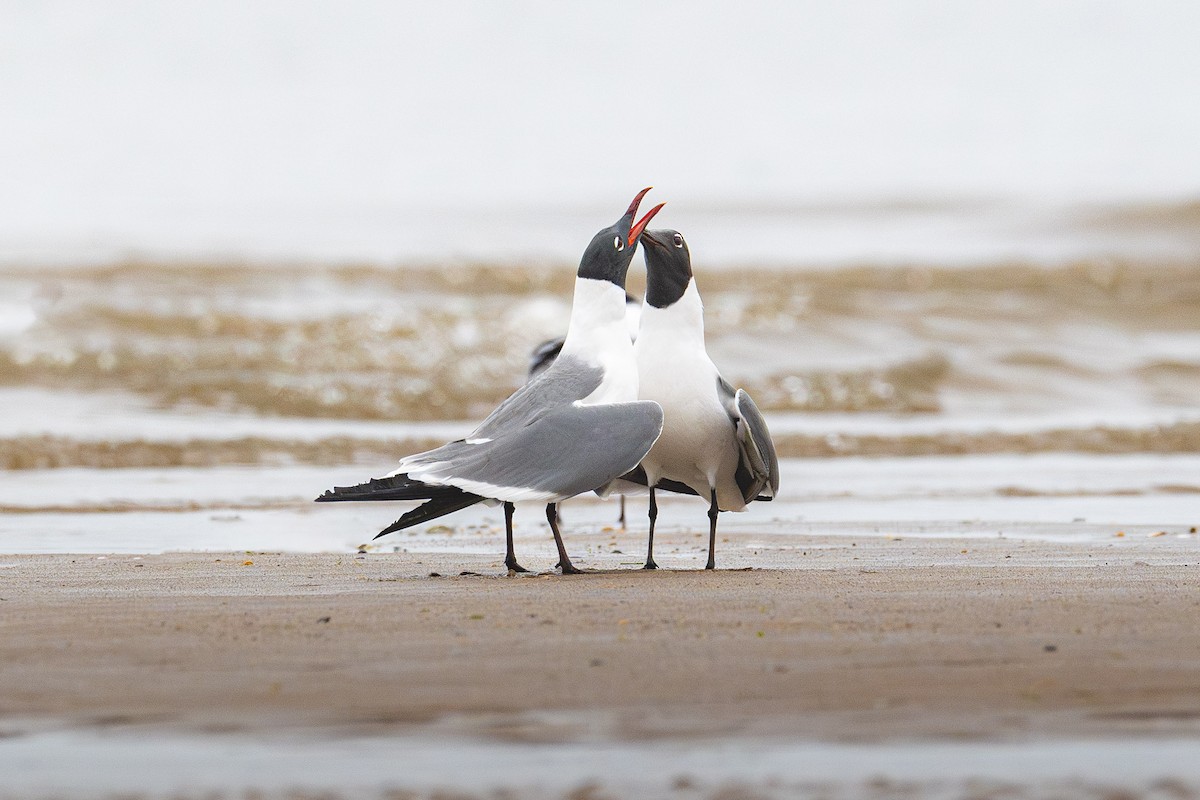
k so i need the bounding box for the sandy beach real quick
[6,534,1200,738]
[3,530,1200,797]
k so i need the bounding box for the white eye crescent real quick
[672,233,684,248]
[613,235,625,251]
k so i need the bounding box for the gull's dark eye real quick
[672,233,684,248]
[613,236,625,252]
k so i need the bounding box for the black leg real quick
[503,502,528,574]
[705,489,719,570]
[618,494,626,530]
[547,503,582,574]
[552,503,564,568]
[643,487,659,570]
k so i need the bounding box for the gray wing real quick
[735,388,780,498]
[469,354,602,440]
[400,399,664,502]
[718,377,780,503]
[397,354,663,501]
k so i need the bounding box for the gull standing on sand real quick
[632,228,780,570]
[316,189,666,575]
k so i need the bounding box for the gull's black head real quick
[577,187,665,288]
[640,229,692,308]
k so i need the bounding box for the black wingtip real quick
[372,492,486,539]
[313,475,468,503]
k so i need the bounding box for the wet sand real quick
[3,533,1200,743]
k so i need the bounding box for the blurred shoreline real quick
[3,257,1197,423]
[4,196,1199,268]
[3,242,1196,555]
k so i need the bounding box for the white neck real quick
[560,278,631,357]
[637,279,706,347]
[560,277,639,404]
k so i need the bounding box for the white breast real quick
[634,280,743,506]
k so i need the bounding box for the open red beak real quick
[625,186,653,218]
[628,201,666,246]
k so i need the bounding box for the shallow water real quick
[2,725,1199,799]
[2,455,1196,556]
[1,252,1198,556]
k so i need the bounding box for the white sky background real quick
[2,1,1199,263]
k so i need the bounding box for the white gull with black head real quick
[632,228,780,570]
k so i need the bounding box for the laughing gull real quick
[316,189,666,574]
[631,228,780,570]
